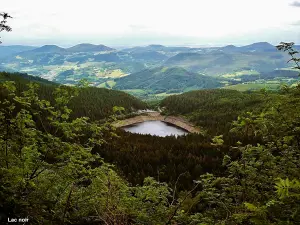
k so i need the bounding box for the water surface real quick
[123,120,188,137]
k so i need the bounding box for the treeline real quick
[0,71,147,120]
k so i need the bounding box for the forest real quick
[1,13,300,225]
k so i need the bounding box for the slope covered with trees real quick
[164,50,289,75]
[160,88,276,135]
[0,71,147,120]
[114,66,222,94]
[96,131,229,190]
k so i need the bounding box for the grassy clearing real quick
[160,67,168,72]
[43,63,78,71]
[107,80,116,88]
[223,83,280,91]
[109,69,126,77]
[123,89,148,95]
[97,82,107,88]
[96,69,126,78]
[155,92,181,97]
[221,70,260,78]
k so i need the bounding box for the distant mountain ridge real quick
[1,41,298,92]
[164,45,290,75]
[1,42,294,58]
[67,43,115,52]
[0,45,37,58]
[239,42,276,52]
[29,45,67,53]
[25,43,115,54]
[221,42,277,52]
[122,45,197,53]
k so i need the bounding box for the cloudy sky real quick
[2,0,300,47]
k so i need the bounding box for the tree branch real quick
[166,182,200,225]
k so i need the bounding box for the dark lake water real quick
[123,121,189,137]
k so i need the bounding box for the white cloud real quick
[290,1,300,7]
[1,0,300,46]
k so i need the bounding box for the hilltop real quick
[28,44,67,53]
[67,43,115,52]
[113,66,222,94]
[220,42,276,52]
[164,50,289,75]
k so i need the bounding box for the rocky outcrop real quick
[112,112,200,133]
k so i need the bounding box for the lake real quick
[123,120,189,137]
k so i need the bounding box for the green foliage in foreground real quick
[1,80,300,224]
[0,82,173,224]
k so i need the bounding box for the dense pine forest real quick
[1,13,300,225]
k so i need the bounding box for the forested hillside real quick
[114,66,222,93]
[96,89,286,192]
[0,71,147,120]
[160,89,277,135]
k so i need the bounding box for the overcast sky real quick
[2,0,300,47]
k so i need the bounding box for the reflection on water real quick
[123,121,188,137]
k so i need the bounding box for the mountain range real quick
[0,42,299,98]
[0,45,37,58]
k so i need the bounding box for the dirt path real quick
[112,112,201,133]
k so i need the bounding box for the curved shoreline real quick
[113,112,201,133]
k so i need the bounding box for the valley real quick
[1,42,299,100]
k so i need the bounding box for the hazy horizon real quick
[2,0,300,47]
[1,41,299,49]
